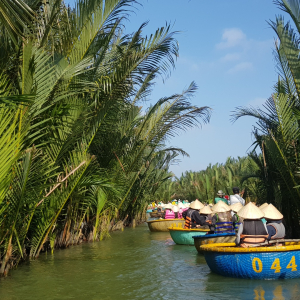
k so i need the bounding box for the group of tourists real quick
[180,187,285,247]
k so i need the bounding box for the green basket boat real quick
[168,227,210,245]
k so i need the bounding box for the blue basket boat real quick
[168,227,209,245]
[192,232,236,253]
[200,242,300,279]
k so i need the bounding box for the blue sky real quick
[67,0,284,176]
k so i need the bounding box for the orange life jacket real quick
[184,209,194,229]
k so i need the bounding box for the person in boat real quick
[230,202,243,232]
[182,200,204,229]
[211,201,234,233]
[229,187,245,206]
[214,190,228,204]
[261,204,285,241]
[163,204,175,219]
[236,202,268,247]
[196,205,213,229]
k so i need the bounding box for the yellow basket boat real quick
[147,219,185,232]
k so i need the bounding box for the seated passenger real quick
[211,201,234,233]
[163,204,174,219]
[236,202,268,247]
[197,205,213,229]
[230,202,243,232]
[182,200,204,229]
[261,204,285,241]
[214,190,228,205]
[172,206,180,219]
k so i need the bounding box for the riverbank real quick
[1,224,299,300]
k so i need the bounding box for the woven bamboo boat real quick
[147,219,185,232]
[150,212,158,218]
[200,241,300,279]
[168,227,209,245]
[193,233,236,253]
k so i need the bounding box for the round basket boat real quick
[193,233,236,253]
[200,242,300,279]
[149,212,158,218]
[147,219,185,232]
[168,227,210,245]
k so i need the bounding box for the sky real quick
[67,0,285,176]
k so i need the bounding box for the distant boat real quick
[193,233,236,253]
[169,227,209,245]
[147,219,185,232]
[200,240,300,279]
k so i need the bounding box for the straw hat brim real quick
[190,200,204,210]
[230,203,243,213]
[212,201,230,213]
[259,203,269,210]
[237,202,264,219]
[261,204,283,220]
[200,206,213,214]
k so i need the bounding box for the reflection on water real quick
[0,224,299,300]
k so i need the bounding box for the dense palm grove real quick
[0,0,211,275]
[156,156,261,203]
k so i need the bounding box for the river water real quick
[1,223,299,300]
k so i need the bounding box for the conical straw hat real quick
[259,203,268,210]
[172,206,179,212]
[230,202,243,213]
[177,203,184,209]
[164,204,172,210]
[212,201,231,213]
[200,205,213,215]
[237,202,264,219]
[184,203,190,208]
[261,204,283,220]
[190,199,204,210]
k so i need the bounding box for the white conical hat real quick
[190,199,204,210]
[212,201,230,213]
[209,203,213,207]
[230,202,243,213]
[172,206,179,212]
[164,204,172,209]
[261,204,283,220]
[177,203,184,209]
[259,203,268,210]
[184,203,190,208]
[200,205,213,215]
[237,202,264,219]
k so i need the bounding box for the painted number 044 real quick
[252,256,297,273]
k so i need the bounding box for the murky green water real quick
[0,224,299,300]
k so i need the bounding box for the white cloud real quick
[217,28,246,49]
[221,53,241,62]
[227,62,253,74]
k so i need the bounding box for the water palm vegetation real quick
[0,0,211,276]
[232,0,300,238]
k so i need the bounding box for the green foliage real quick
[0,0,210,276]
[155,156,260,204]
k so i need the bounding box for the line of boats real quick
[146,217,300,280]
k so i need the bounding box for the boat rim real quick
[168,227,210,232]
[147,218,184,224]
[200,242,300,253]
[192,232,236,239]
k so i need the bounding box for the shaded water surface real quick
[1,224,299,300]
